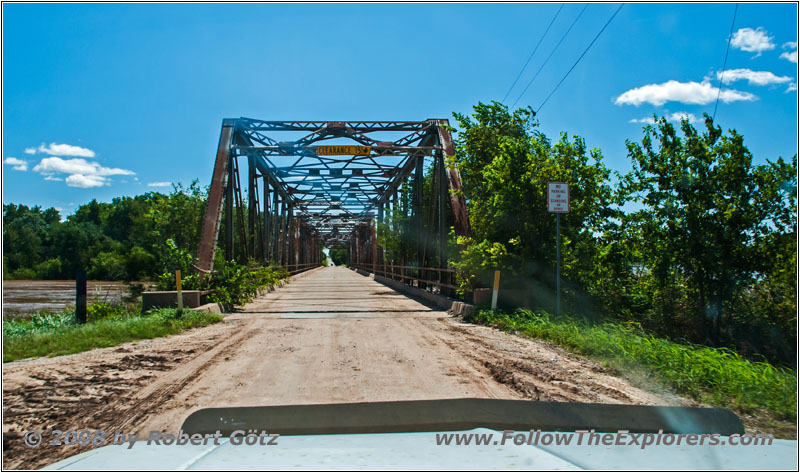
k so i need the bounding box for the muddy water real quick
[2,281,152,316]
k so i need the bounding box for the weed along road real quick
[2,266,688,469]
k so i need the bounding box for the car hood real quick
[46,428,797,470]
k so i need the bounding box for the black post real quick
[76,269,87,324]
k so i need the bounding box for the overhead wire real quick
[713,3,739,122]
[511,3,589,109]
[537,3,625,113]
[501,4,565,104]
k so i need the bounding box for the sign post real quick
[491,270,501,311]
[547,182,570,317]
[176,270,183,315]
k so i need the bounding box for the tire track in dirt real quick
[1,317,257,469]
[418,318,691,407]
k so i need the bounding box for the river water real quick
[2,280,152,316]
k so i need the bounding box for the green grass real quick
[3,308,222,362]
[468,308,797,419]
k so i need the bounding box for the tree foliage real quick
[451,101,796,365]
[3,181,208,282]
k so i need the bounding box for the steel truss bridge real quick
[195,118,471,291]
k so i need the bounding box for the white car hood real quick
[46,428,797,470]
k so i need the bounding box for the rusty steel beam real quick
[294,218,301,267]
[248,156,257,259]
[197,117,471,276]
[195,121,234,274]
[435,119,471,237]
[371,219,377,273]
[236,119,428,132]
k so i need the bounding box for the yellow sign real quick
[316,146,371,156]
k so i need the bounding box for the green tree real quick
[623,115,797,352]
[452,101,618,313]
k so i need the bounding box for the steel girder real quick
[195,118,470,273]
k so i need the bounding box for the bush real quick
[87,302,128,322]
[34,258,63,279]
[9,267,36,280]
[88,251,127,280]
[155,260,289,306]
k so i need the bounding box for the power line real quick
[501,4,565,104]
[511,3,589,109]
[713,3,739,122]
[537,4,625,113]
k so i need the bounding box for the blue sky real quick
[2,2,797,216]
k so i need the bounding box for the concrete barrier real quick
[141,290,202,313]
[193,302,226,315]
[365,272,476,318]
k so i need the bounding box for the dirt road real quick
[3,267,688,469]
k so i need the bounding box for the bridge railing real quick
[283,263,321,275]
[351,263,464,299]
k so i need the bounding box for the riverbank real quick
[2,280,154,316]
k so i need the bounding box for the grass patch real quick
[467,308,797,420]
[3,307,222,362]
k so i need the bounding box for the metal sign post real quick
[491,270,501,311]
[176,270,183,315]
[547,182,569,317]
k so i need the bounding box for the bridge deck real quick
[241,266,442,319]
[136,267,677,435]
[3,266,683,468]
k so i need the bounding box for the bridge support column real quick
[294,218,300,267]
[371,218,377,274]
[225,155,235,262]
[195,121,233,273]
[247,156,257,260]
[415,156,425,289]
[263,177,270,262]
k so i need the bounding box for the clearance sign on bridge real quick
[316,145,372,156]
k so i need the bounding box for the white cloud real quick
[44,175,63,181]
[717,68,793,86]
[3,157,28,171]
[731,27,775,56]
[615,80,757,106]
[147,181,172,187]
[33,157,133,177]
[781,51,799,63]
[35,142,96,158]
[629,112,700,125]
[65,174,108,188]
[787,82,798,93]
[32,157,134,188]
[24,147,36,155]
[780,42,798,64]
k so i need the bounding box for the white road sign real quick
[548,182,569,213]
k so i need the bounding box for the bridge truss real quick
[195,118,470,289]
